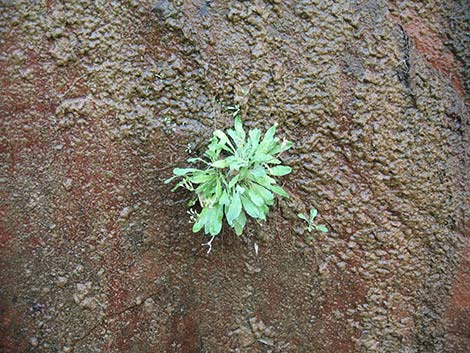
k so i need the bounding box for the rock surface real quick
[0,0,468,352]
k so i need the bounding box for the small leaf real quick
[269,140,292,155]
[316,225,328,233]
[170,181,182,192]
[192,208,208,233]
[248,188,264,207]
[258,203,269,220]
[269,166,292,176]
[233,210,246,236]
[309,208,318,220]
[190,173,215,184]
[228,174,240,190]
[250,183,274,204]
[213,130,229,143]
[187,157,209,164]
[250,166,266,178]
[209,203,224,236]
[212,159,229,168]
[235,185,245,194]
[253,175,277,189]
[253,153,271,163]
[248,128,261,151]
[267,158,282,165]
[226,191,241,224]
[227,156,245,171]
[241,195,260,218]
[215,178,222,199]
[204,207,215,234]
[213,130,235,153]
[269,185,289,198]
[259,125,276,152]
[226,129,239,146]
[234,116,246,141]
[164,175,177,184]
[281,140,293,152]
[219,190,229,205]
[173,168,196,176]
[298,213,308,221]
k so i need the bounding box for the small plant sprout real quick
[165,114,292,252]
[298,208,328,233]
[226,104,241,117]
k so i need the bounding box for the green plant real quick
[298,208,328,233]
[165,116,292,249]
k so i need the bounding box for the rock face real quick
[0,1,468,352]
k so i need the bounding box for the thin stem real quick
[202,235,216,254]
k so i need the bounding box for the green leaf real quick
[298,213,308,221]
[164,175,177,184]
[234,116,246,141]
[235,185,245,194]
[213,129,228,143]
[190,172,215,184]
[192,208,208,233]
[195,179,215,195]
[281,140,293,152]
[170,180,183,192]
[309,208,318,220]
[247,188,264,207]
[241,195,260,218]
[204,207,215,234]
[259,124,276,152]
[258,204,269,220]
[226,191,242,224]
[213,130,236,153]
[187,157,209,164]
[250,166,266,178]
[212,159,229,168]
[253,153,271,163]
[219,190,229,205]
[316,225,328,233]
[228,174,240,190]
[173,168,196,176]
[269,140,292,155]
[254,175,277,188]
[250,183,274,205]
[233,210,246,236]
[268,184,289,198]
[226,156,245,171]
[248,128,261,152]
[269,166,292,176]
[268,158,282,165]
[215,178,222,199]
[209,203,224,236]
[226,128,238,145]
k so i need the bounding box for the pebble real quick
[63,178,73,191]
[119,206,132,218]
[57,276,68,287]
[144,298,154,313]
[136,296,142,305]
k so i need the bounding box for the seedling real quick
[298,208,328,233]
[226,104,241,117]
[165,115,292,251]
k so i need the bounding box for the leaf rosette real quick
[165,116,292,237]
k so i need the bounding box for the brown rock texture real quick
[0,1,468,352]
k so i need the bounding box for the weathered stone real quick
[0,0,468,352]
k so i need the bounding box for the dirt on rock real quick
[0,1,469,352]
